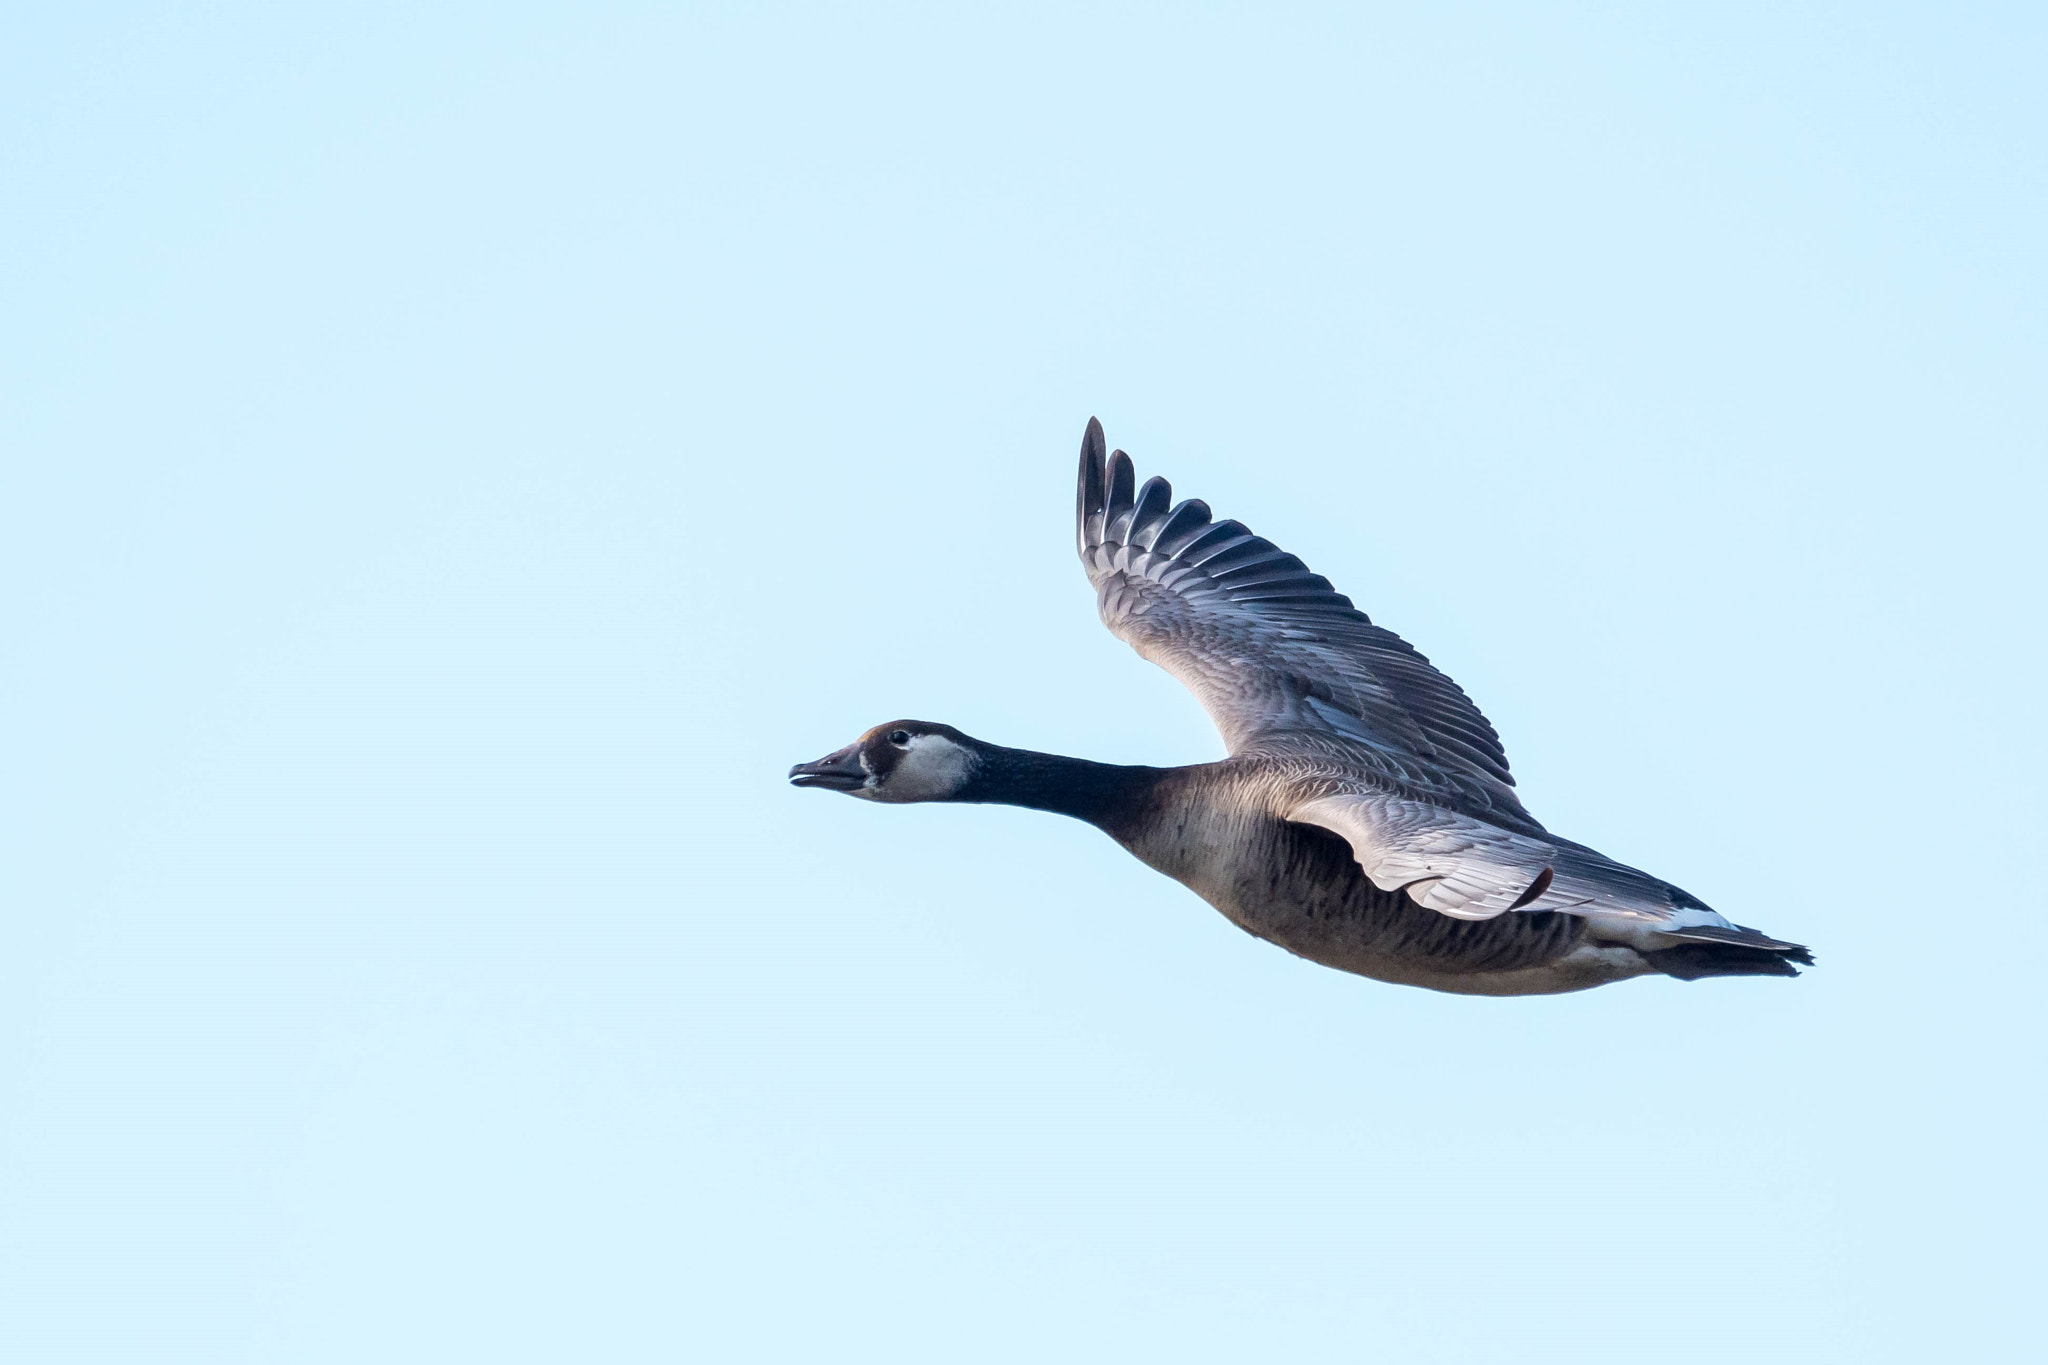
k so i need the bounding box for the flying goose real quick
[791,420,1811,996]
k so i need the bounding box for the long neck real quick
[955,744,1162,831]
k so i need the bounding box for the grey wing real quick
[1076,418,1535,829]
[1290,789,1669,923]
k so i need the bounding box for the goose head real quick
[789,721,980,803]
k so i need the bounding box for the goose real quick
[790,419,1811,996]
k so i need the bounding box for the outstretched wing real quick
[1075,418,1533,828]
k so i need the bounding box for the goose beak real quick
[789,744,867,792]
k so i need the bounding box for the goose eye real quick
[888,730,912,747]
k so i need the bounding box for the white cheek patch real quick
[878,735,974,802]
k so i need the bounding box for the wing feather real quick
[1290,791,1683,924]
[1075,419,1531,828]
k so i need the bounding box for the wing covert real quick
[1290,791,1669,923]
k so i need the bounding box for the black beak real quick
[789,744,867,792]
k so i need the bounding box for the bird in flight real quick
[791,419,1810,995]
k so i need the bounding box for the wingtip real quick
[1078,417,1109,554]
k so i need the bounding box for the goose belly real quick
[1118,801,1651,997]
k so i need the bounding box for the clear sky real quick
[3,5,2043,1361]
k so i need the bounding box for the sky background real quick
[3,4,2044,1361]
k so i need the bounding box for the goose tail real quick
[1641,923,1813,981]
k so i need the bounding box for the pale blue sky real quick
[3,5,2044,1361]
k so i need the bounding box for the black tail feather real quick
[1643,941,1813,981]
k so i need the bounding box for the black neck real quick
[955,744,1161,831]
